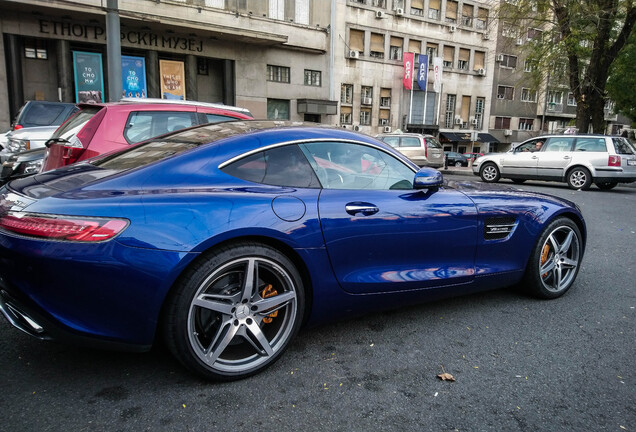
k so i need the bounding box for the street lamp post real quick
[106,0,122,102]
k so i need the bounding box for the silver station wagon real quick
[473,135,636,190]
[376,133,445,168]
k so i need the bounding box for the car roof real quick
[77,98,252,115]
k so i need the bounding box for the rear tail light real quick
[0,212,128,242]
[608,155,621,167]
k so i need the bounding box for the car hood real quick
[7,126,58,140]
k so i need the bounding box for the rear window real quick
[24,103,67,126]
[400,137,421,148]
[124,111,197,144]
[205,113,242,124]
[424,137,442,148]
[52,106,101,139]
[612,137,636,155]
[574,138,606,152]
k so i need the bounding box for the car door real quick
[300,141,478,294]
[499,140,541,177]
[535,137,576,179]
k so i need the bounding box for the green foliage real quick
[607,35,636,120]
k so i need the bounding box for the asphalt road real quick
[1,177,634,432]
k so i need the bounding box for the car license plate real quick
[628,160,636,166]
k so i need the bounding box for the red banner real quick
[403,52,414,90]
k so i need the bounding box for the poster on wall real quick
[73,51,104,103]
[121,55,147,98]
[159,60,186,100]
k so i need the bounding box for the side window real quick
[425,137,443,149]
[400,137,421,148]
[124,111,197,144]
[515,140,539,152]
[544,137,575,152]
[381,136,400,148]
[299,141,415,190]
[221,145,321,188]
[574,138,607,152]
[204,113,238,125]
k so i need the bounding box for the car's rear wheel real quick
[595,181,618,190]
[522,217,583,299]
[455,161,462,167]
[511,179,526,184]
[480,162,500,183]
[566,167,592,190]
[164,242,304,381]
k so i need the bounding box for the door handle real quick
[345,203,379,216]
[563,156,571,159]
[532,155,538,159]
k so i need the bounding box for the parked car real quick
[463,152,484,162]
[11,100,78,131]
[0,148,46,185]
[376,133,444,167]
[445,151,469,167]
[0,125,58,163]
[41,98,253,172]
[473,135,636,190]
[0,121,586,381]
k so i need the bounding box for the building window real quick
[548,91,563,104]
[527,28,543,41]
[340,106,352,125]
[499,54,518,68]
[474,97,485,129]
[361,86,373,105]
[24,39,48,60]
[426,43,438,65]
[411,0,424,15]
[444,94,456,128]
[370,33,385,59]
[445,0,458,23]
[476,7,488,29]
[360,108,371,125]
[518,118,534,130]
[443,46,455,68]
[380,88,391,107]
[524,59,536,72]
[267,99,290,120]
[349,29,365,56]
[497,86,514,100]
[370,0,387,7]
[304,70,321,86]
[341,84,353,104]
[458,48,470,70]
[379,109,390,125]
[567,93,577,106]
[267,65,290,83]
[501,22,518,38]
[428,0,440,19]
[461,4,473,26]
[494,116,511,129]
[389,36,403,60]
[521,88,537,102]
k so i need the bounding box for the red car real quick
[41,99,252,172]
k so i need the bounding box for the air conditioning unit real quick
[477,68,486,76]
[470,118,478,125]
[348,50,360,59]
[504,129,512,136]
[482,33,490,40]
[362,97,373,105]
[448,25,456,33]
[496,54,504,62]
[383,126,392,133]
[353,125,361,131]
[454,116,463,125]
[516,38,524,46]
[395,8,404,16]
[375,10,385,18]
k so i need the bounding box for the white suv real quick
[472,135,636,190]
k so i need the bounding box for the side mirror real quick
[413,167,443,190]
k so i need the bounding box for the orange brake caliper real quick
[260,284,279,324]
[540,244,550,278]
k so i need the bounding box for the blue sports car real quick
[0,121,585,380]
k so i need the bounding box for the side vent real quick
[484,216,516,240]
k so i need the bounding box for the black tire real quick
[511,179,526,184]
[595,181,618,190]
[480,162,501,183]
[522,217,583,299]
[566,167,592,190]
[163,242,304,381]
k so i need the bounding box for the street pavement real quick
[0,176,634,431]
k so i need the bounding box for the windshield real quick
[52,106,101,140]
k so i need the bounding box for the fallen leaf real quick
[437,373,456,382]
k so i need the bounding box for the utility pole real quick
[106,0,122,101]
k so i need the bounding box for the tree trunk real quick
[575,103,591,133]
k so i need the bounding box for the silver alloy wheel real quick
[538,225,581,293]
[186,257,298,373]
[569,170,588,189]
[481,164,498,181]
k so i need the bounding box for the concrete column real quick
[185,54,198,101]
[5,34,24,122]
[147,50,160,98]
[106,0,122,101]
[0,22,11,131]
[222,59,235,106]
[56,39,74,102]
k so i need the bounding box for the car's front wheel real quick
[595,181,618,190]
[164,242,304,381]
[480,162,500,183]
[566,167,592,190]
[522,217,583,299]
[455,161,463,167]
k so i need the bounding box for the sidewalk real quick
[438,165,475,177]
